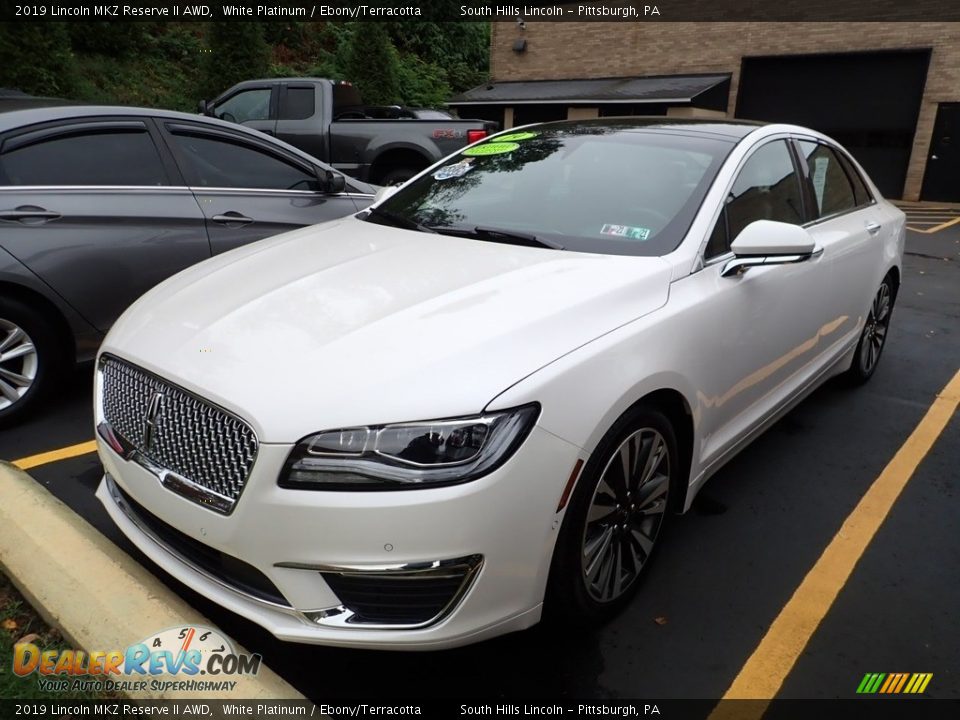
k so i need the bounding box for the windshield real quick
[368,123,733,257]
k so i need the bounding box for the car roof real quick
[0,102,379,194]
[518,117,767,141]
[0,103,243,134]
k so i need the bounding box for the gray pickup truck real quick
[201,78,498,185]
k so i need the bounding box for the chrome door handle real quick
[211,212,254,226]
[0,206,62,223]
[865,221,882,235]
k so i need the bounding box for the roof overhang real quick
[448,74,731,107]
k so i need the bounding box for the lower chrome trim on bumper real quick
[277,555,484,630]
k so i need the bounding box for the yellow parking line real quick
[12,440,98,470]
[709,367,960,715]
[906,216,960,234]
[925,216,960,233]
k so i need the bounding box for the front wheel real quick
[545,405,678,625]
[0,297,63,426]
[846,275,895,385]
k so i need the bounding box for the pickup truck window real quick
[169,132,320,191]
[280,87,315,121]
[215,89,271,124]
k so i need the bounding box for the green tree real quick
[201,22,270,99]
[395,55,451,108]
[68,22,147,57]
[387,16,489,92]
[0,22,76,97]
[343,23,400,105]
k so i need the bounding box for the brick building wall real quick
[489,22,960,200]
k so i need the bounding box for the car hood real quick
[103,217,672,442]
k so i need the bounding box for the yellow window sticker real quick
[463,142,520,157]
[495,131,539,142]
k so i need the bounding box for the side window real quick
[214,89,271,124]
[836,151,873,207]
[0,129,166,186]
[797,141,857,218]
[279,87,316,121]
[168,132,319,191]
[705,140,804,258]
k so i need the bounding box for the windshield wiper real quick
[434,225,565,250]
[365,206,436,234]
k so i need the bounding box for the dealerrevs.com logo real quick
[13,625,261,693]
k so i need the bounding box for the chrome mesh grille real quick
[100,356,258,509]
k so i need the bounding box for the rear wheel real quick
[846,275,895,385]
[0,298,63,426]
[546,405,678,625]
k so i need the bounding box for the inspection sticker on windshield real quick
[463,142,520,157]
[496,131,539,142]
[433,159,475,180]
[601,224,651,240]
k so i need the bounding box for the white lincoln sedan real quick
[95,119,904,649]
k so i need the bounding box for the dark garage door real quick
[736,50,930,199]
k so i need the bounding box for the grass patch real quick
[0,572,110,700]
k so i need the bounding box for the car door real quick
[275,83,328,160]
[160,122,363,255]
[210,83,277,137]
[676,138,833,468]
[0,117,210,332]
[793,138,888,360]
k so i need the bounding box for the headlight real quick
[278,404,540,490]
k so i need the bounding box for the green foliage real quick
[0,22,76,97]
[343,23,400,106]
[388,19,489,92]
[72,51,199,112]
[396,54,451,108]
[68,22,148,57]
[0,20,489,110]
[201,22,270,99]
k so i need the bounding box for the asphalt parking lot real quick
[2,209,958,702]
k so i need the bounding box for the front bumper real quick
[96,423,582,650]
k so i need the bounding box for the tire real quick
[0,297,64,426]
[845,274,896,385]
[378,167,420,186]
[545,405,679,626]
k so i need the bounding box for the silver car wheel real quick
[581,428,670,603]
[0,318,38,411]
[859,281,891,375]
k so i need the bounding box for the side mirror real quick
[197,99,211,116]
[373,185,399,204]
[722,220,820,277]
[323,170,346,194]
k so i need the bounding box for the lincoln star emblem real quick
[143,392,164,450]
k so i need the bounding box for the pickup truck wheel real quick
[379,167,420,186]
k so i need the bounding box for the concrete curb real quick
[0,460,304,701]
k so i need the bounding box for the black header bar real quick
[2,699,960,719]
[5,1,960,23]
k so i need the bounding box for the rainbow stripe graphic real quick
[857,672,933,694]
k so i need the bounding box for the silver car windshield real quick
[371,123,733,256]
